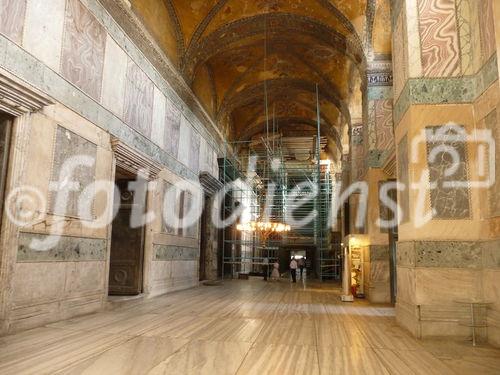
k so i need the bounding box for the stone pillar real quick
[392,0,500,344]
[203,196,219,281]
[362,63,395,303]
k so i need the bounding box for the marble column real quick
[363,63,395,303]
[392,0,500,345]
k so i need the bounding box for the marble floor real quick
[0,279,499,374]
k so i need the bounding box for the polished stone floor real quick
[1,279,499,374]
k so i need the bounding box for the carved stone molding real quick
[0,70,54,116]
[199,172,223,197]
[111,137,162,180]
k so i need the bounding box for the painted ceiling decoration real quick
[130,0,390,156]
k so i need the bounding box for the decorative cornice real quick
[0,69,54,116]
[367,70,393,87]
[394,54,499,125]
[111,137,162,180]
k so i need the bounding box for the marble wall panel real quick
[375,100,394,151]
[151,86,166,150]
[123,60,154,138]
[183,192,198,238]
[164,98,181,158]
[198,138,208,173]
[377,182,393,234]
[17,233,106,262]
[394,55,498,125]
[396,267,416,304]
[392,6,407,99]
[61,0,106,101]
[415,268,481,304]
[12,262,67,306]
[64,261,106,294]
[368,102,377,151]
[151,261,172,281]
[101,35,128,118]
[212,150,219,177]
[425,125,471,219]
[23,0,65,71]
[369,245,390,261]
[479,0,496,63]
[178,116,191,167]
[456,0,481,75]
[396,241,416,267]
[417,0,461,77]
[483,269,500,310]
[414,241,482,268]
[406,0,423,78]
[171,260,197,280]
[397,135,410,223]
[482,240,500,268]
[154,245,198,261]
[49,126,98,220]
[351,125,365,182]
[0,0,26,44]
[189,129,200,173]
[485,109,500,217]
[370,261,390,282]
[162,181,178,235]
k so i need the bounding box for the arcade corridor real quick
[0,0,499,373]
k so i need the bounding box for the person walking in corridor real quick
[298,257,305,280]
[290,257,298,283]
[271,260,280,281]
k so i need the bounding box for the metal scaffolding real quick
[217,84,341,281]
[218,133,341,281]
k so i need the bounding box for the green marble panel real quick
[369,245,390,261]
[397,240,500,269]
[17,232,107,262]
[154,245,198,261]
[394,54,499,125]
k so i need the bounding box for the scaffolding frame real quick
[217,86,341,281]
[218,135,341,281]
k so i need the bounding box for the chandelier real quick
[236,221,291,233]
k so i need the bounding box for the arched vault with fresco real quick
[129,0,383,164]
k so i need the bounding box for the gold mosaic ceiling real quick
[131,0,391,148]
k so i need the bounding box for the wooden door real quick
[0,114,12,230]
[108,179,146,295]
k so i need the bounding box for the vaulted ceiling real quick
[130,0,391,156]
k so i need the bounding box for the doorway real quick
[387,180,398,304]
[108,168,147,295]
[199,194,209,281]
[0,113,13,230]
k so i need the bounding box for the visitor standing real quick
[298,257,305,280]
[290,257,298,283]
[271,260,280,281]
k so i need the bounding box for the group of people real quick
[289,256,305,283]
[265,256,306,283]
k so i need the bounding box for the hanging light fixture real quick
[236,221,291,233]
[236,4,291,238]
